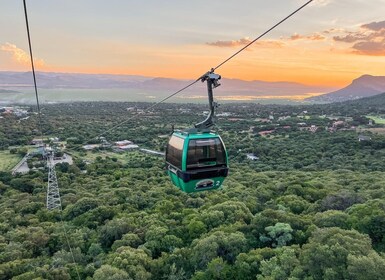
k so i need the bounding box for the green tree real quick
[259,223,293,248]
[191,231,247,270]
[93,265,130,280]
[348,200,385,251]
[193,257,233,280]
[257,247,300,280]
[108,246,152,280]
[313,210,350,229]
[232,247,275,280]
[347,252,385,280]
[63,197,100,220]
[295,227,376,280]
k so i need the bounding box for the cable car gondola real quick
[166,71,229,193]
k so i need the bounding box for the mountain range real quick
[1,71,385,103]
[0,71,334,100]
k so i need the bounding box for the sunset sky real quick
[1,0,385,87]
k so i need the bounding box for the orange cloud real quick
[0,42,46,67]
[333,32,368,43]
[353,41,385,56]
[289,33,326,41]
[206,37,283,48]
[254,40,285,48]
[206,37,252,47]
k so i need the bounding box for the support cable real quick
[213,0,313,71]
[23,0,45,147]
[23,1,81,279]
[85,78,201,144]
[59,214,82,280]
[75,0,313,145]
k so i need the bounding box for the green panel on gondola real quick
[166,130,229,193]
[167,171,226,193]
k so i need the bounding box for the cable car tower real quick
[46,152,62,210]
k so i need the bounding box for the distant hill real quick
[307,75,385,103]
[312,92,385,117]
[0,71,150,89]
[0,71,334,100]
[342,92,385,112]
[0,89,19,94]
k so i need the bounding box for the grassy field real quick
[366,115,385,124]
[359,127,385,135]
[0,151,22,172]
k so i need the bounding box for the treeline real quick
[2,95,384,150]
[1,98,385,279]
[224,130,385,172]
[1,157,385,279]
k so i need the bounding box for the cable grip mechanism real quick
[195,69,221,130]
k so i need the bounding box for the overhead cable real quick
[23,1,81,279]
[73,0,314,145]
[213,0,314,70]
[23,0,45,144]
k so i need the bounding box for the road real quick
[11,153,30,175]
[11,153,73,175]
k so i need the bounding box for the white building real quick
[83,144,100,150]
[246,153,259,160]
[115,140,133,146]
[118,144,139,150]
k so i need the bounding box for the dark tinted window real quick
[166,135,184,169]
[186,138,226,170]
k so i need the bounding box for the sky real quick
[1,0,385,87]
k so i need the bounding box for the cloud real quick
[362,20,385,31]
[353,41,385,56]
[332,20,385,56]
[333,32,368,43]
[0,42,45,67]
[289,33,326,41]
[254,40,285,48]
[206,37,283,48]
[207,31,327,50]
[206,37,252,47]
[312,0,333,7]
[322,28,345,34]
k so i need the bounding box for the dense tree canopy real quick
[1,98,385,279]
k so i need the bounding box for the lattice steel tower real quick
[46,153,62,210]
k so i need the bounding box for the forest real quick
[1,94,385,279]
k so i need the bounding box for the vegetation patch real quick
[366,115,385,124]
[0,150,22,171]
[1,96,385,279]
